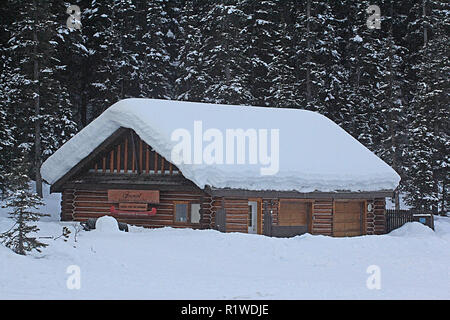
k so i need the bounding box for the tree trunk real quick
[388,2,399,212]
[306,0,312,105]
[423,0,427,47]
[442,182,447,215]
[33,3,42,198]
[394,189,400,210]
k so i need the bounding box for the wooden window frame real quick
[190,203,202,225]
[173,201,202,226]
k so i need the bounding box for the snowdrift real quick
[1,215,449,299]
[388,222,435,238]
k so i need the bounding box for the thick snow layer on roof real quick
[41,98,400,192]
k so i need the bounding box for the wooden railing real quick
[90,130,180,175]
[385,209,435,233]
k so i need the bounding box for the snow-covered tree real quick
[268,2,301,109]
[3,0,77,195]
[0,0,447,211]
[404,0,449,212]
[239,0,279,107]
[175,0,205,101]
[140,0,176,99]
[0,153,49,255]
[375,1,409,209]
[196,1,253,105]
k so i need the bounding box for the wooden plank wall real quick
[311,199,334,236]
[223,198,248,233]
[261,199,334,236]
[61,188,209,229]
[207,198,279,234]
[268,198,386,236]
[208,196,252,232]
[90,131,179,176]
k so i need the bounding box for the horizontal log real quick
[226,219,248,225]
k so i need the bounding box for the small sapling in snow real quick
[0,154,49,255]
[53,226,71,242]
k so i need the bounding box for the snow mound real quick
[95,216,119,233]
[389,222,435,238]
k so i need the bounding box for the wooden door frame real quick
[248,198,262,235]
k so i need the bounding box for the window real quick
[191,203,201,224]
[174,202,202,224]
[279,200,310,226]
[175,203,188,223]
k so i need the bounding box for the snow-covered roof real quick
[41,98,400,193]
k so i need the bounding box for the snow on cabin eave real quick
[204,186,395,199]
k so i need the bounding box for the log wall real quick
[207,197,249,233]
[311,199,334,236]
[366,198,386,235]
[61,188,209,229]
[207,198,279,234]
[265,198,386,236]
[61,189,387,235]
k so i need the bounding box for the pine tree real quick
[339,0,388,150]
[310,0,348,120]
[268,1,301,108]
[83,0,127,119]
[0,42,15,193]
[175,0,205,101]
[4,0,78,194]
[39,1,78,157]
[196,1,253,105]
[405,0,449,212]
[239,0,279,107]
[375,1,410,208]
[0,153,49,255]
[56,0,91,128]
[140,0,175,99]
[0,0,447,212]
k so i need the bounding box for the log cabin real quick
[41,98,400,237]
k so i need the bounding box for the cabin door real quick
[333,201,364,237]
[248,201,258,234]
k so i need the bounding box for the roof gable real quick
[50,128,190,192]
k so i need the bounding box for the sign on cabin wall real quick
[108,190,160,204]
[118,203,148,211]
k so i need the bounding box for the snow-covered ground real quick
[0,185,449,300]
